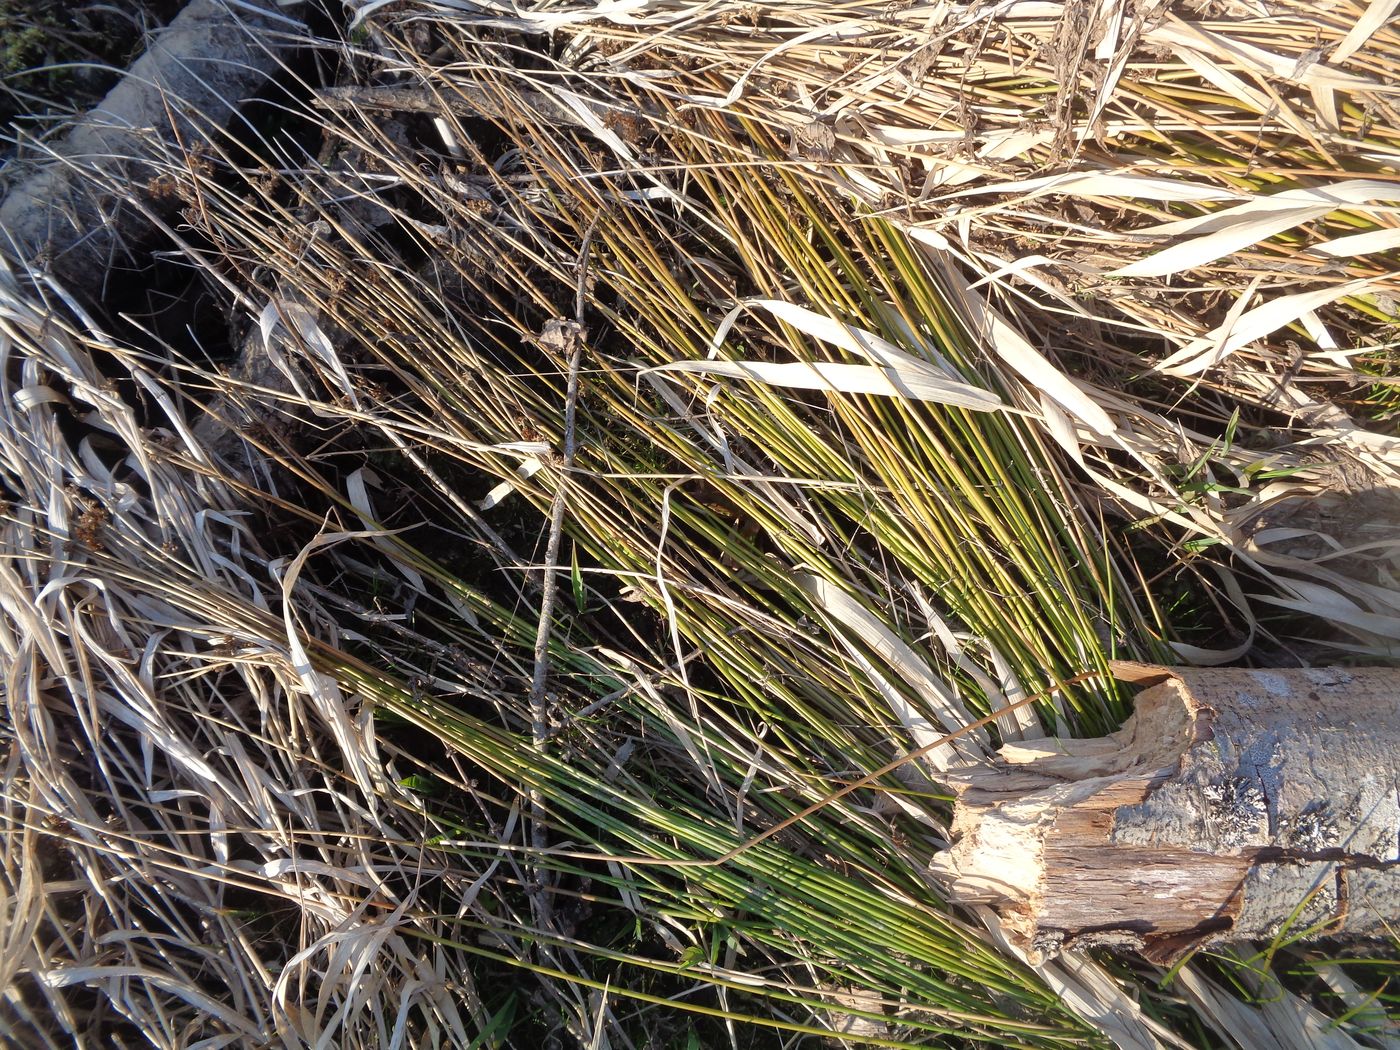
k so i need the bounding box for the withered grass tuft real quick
[3,0,1398,1046]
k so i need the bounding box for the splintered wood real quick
[933,663,1400,963]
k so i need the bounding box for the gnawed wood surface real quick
[934,663,1400,963]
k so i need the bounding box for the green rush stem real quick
[454,669,1107,870]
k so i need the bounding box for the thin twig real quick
[527,218,600,927]
[529,220,599,740]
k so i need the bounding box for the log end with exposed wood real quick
[933,663,1400,964]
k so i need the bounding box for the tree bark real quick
[934,663,1400,964]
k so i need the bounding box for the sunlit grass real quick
[4,0,1399,1045]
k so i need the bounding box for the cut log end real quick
[933,664,1400,964]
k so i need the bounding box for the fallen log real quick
[0,0,305,293]
[934,663,1400,963]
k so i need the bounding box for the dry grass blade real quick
[4,0,1398,1046]
[0,262,492,1047]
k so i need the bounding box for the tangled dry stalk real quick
[2,0,1399,1046]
